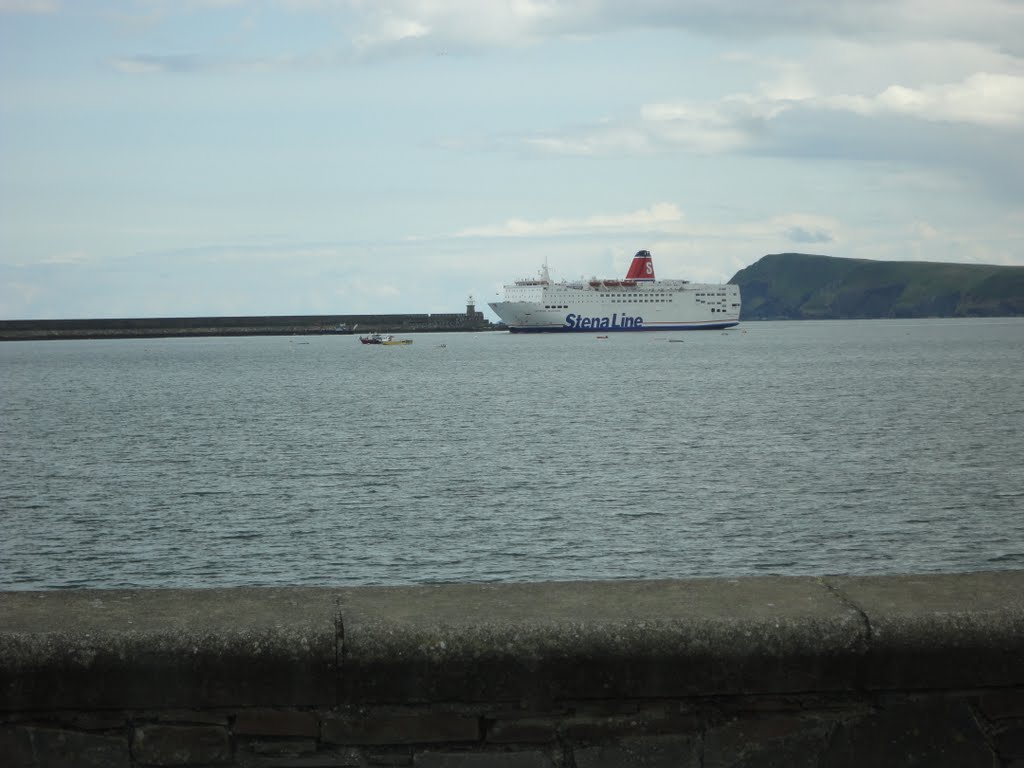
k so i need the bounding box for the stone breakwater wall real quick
[0,312,493,341]
[2,572,1024,767]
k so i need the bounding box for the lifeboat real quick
[588,279,601,287]
[603,280,621,287]
[621,279,637,287]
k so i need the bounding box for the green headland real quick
[730,253,1024,320]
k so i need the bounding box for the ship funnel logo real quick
[625,250,656,282]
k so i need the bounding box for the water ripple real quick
[1,320,1023,588]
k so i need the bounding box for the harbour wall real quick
[2,571,1024,767]
[0,311,494,341]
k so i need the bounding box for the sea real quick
[2,318,1023,590]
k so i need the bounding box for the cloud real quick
[527,64,1024,160]
[110,55,201,74]
[740,214,843,246]
[353,16,432,50]
[341,276,401,300]
[0,0,57,13]
[497,48,1022,207]
[454,203,684,238]
[282,1,1024,57]
[640,96,788,153]
[786,227,834,244]
[826,72,1024,128]
[522,125,652,156]
[346,0,563,52]
[520,93,794,158]
[39,251,90,265]
[109,51,323,75]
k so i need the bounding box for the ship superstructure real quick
[488,250,741,333]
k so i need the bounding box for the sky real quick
[2,1,1023,320]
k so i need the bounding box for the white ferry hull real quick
[488,300,740,333]
[488,251,741,333]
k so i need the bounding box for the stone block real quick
[413,751,555,767]
[234,709,320,737]
[716,695,805,714]
[0,725,130,768]
[559,713,699,741]
[821,699,995,767]
[979,690,1024,720]
[156,710,231,725]
[486,717,557,743]
[132,723,231,766]
[236,749,364,767]
[364,748,414,765]
[566,700,641,717]
[66,712,132,730]
[703,715,832,768]
[574,735,700,768]
[322,713,479,745]
[0,588,340,710]
[239,738,318,755]
[994,723,1024,760]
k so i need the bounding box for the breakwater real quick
[3,571,1024,766]
[0,309,494,341]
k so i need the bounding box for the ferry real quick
[488,250,741,333]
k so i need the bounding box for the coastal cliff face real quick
[730,253,1024,320]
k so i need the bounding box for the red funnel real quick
[624,250,655,281]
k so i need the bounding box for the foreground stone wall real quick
[2,572,1023,767]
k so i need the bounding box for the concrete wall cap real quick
[0,588,340,711]
[3,572,1023,711]
[336,577,868,702]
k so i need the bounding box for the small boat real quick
[361,333,412,345]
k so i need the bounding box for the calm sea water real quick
[2,319,1023,590]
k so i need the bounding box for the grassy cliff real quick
[730,253,1024,320]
